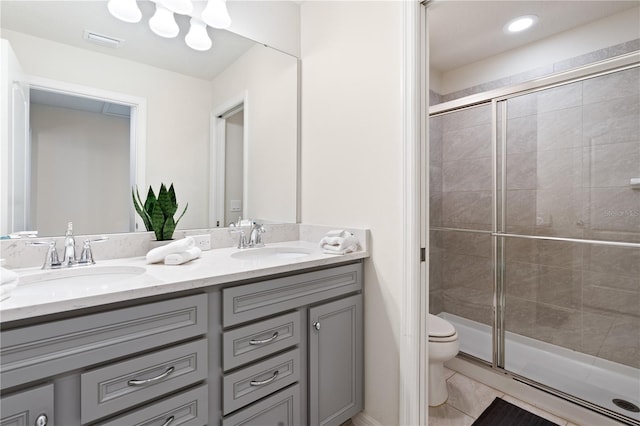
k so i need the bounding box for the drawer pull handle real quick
[127,366,175,386]
[249,331,279,345]
[250,370,279,386]
[160,416,175,426]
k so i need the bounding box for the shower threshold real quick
[440,312,640,424]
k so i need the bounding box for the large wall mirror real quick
[0,0,299,237]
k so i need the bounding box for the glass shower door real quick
[501,66,640,422]
[429,103,495,363]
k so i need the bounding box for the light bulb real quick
[159,0,193,15]
[185,18,212,51]
[107,0,142,23]
[149,2,179,38]
[201,0,231,29]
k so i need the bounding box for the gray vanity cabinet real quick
[221,262,363,425]
[0,384,54,426]
[309,294,363,426]
[0,261,363,426]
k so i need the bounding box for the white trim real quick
[24,75,146,232]
[400,1,426,425]
[210,91,249,227]
[352,412,385,426]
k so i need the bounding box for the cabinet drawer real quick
[96,384,207,426]
[222,384,300,426]
[223,263,362,326]
[1,295,207,389]
[81,339,208,424]
[0,383,54,426]
[223,348,300,415]
[223,311,301,371]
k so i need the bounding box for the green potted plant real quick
[132,183,188,241]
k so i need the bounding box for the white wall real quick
[2,29,212,230]
[224,111,244,225]
[301,2,404,425]
[228,1,300,57]
[438,6,640,95]
[210,44,298,224]
[30,104,130,235]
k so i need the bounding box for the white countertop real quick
[0,240,368,324]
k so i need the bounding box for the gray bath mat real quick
[472,397,560,426]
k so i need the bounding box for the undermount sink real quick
[12,265,146,302]
[230,246,312,260]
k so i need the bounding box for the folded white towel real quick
[164,247,202,265]
[320,230,359,255]
[1,266,18,285]
[0,282,17,301]
[146,237,195,264]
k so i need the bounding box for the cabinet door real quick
[309,294,363,426]
[0,384,54,426]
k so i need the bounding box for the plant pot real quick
[148,239,174,250]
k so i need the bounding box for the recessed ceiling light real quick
[505,15,538,33]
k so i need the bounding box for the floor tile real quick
[445,372,504,418]
[429,404,475,426]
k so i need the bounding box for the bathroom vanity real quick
[0,239,365,426]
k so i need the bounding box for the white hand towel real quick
[319,231,359,255]
[146,237,195,264]
[1,266,18,285]
[0,282,17,301]
[164,247,202,265]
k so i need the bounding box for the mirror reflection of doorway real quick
[223,107,244,227]
[29,88,132,236]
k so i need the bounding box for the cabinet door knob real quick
[313,321,321,331]
[35,414,48,426]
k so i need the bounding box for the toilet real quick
[428,313,459,406]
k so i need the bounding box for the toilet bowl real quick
[428,314,459,406]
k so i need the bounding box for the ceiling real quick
[0,0,256,81]
[2,1,638,79]
[429,0,640,73]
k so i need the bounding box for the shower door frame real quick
[429,51,640,425]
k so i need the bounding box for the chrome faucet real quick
[62,222,77,266]
[27,223,108,269]
[230,221,266,249]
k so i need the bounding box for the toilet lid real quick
[428,314,456,338]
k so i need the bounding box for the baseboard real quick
[351,412,384,426]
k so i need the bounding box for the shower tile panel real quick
[505,116,538,154]
[442,191,492,229]
[536,82,582,113]
[442,232,492,258]
[442,124,492,162]
[582,67,640,104]
[583,141,640,188]
[583,284,640,317]
[444,287,492,326]
[505,153,537,190]
[582,94,640,146]
[442,252,492,290]
[536,107,584,151]
[585,186,640,233]
[582,245,640,278]
[442,158,492,192]
[442,104,492,132]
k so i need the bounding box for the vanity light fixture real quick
[107,0,232,51]
[149,1,180,38]
[107,0,142,23]
[185,18,212,51]
[505,15,538,33]
[201,0,232,29]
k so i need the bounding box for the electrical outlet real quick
[192,234,211,251]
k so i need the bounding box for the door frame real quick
[210,91,249,228]
[25,75,147,232]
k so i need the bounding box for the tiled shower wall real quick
[429,67,640,369]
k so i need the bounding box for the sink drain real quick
[612,398,640,413]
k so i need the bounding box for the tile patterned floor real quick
[428,368,581,426]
